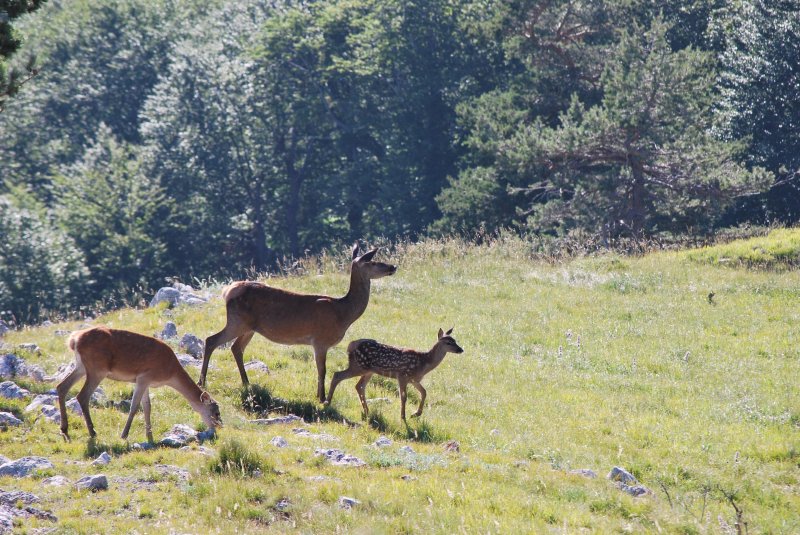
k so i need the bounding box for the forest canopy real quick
[1,0,798,324]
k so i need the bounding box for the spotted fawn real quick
[324,328,464,420]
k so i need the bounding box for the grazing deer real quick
[56,327,222,442]
[324,328,464,420]
[199,243,397,402]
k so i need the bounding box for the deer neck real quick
[421,344,448,374]
[169,367,206,411]
[337,270,371,326]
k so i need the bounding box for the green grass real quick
[685,227,800,268]
[2,231,799,533]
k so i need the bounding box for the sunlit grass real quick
[1,232,799,532]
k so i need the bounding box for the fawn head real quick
[199,390,223,429]
[351,242,397,279]
[437,327,464,354]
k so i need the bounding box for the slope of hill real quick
[1,233,798,533]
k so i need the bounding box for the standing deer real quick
[324,328,464,420]
[56,327,222,442]
[199,243,397,402]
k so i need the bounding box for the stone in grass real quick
[17,343,39,354]
[607,466,638,485]
[244,360,270,374]
[314,449,366,467]
[292,428,338,442]
[24,395,55,413]
[41,476,70,487]
[39,405,61,423]
[338,496,361,510]
[0,457,55,477]
[92,452,112,466]
[250,415,303,426]
[131,442,156,451]
[398,445,415,454]
[0,320,9,337]
[0,380,30,399]
[179,334,204,359]
[570,469,598,479]
[373,435,392,447]
[618,484,651,497]
[75,474,108,491]
[270,436,289,448]
[160,321,178,340]
[0,412,22,427]
[159,424,198,448]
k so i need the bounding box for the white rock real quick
[0,412,22,426]
[41,475,70,487]
[0,380,29,399]
[75,474,108,491]
[92,452,112,466]
[270,436,288,448]
[338,496,361,509]
[0,457,55,477]
[250,415,303,426]
[244,360,270,374]
[25,394,56,412]
[314,448,366,467]
[373,436,392,447]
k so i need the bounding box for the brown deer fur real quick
[199,243,396,402]
[56,327,222,442]
[325,328,464,420]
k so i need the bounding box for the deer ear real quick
[359,248,378,262]
[446,327,454,336]
[438,328,444,339]
[351,242,360,260]
[200,391,212,405]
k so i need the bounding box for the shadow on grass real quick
[240,384,356,426]
[403,419,446,443]
[84,436,133,458]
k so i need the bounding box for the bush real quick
[209,438,270,477]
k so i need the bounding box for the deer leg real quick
[399,377,409,421]
[56,363,86,441]
[410,380,427,418]
[121,379,148,440]
[230,331,255,385]
[76,373,103,439]
[355,373,373,417]
[199,323,243,387]
[324,368,361,406]
[313,346,329,403]
[142,388,153,443]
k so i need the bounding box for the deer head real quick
[198,390,223,429]
[351,243,397,280]
[437,327,464,354]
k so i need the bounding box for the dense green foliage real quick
[1,235,798,532]
[0,0,798,323]
[0,0,45,109]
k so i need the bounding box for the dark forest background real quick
[1,0,798,324]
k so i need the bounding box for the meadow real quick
[1,231,798,533]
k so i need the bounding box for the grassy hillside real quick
[1,232,799,533]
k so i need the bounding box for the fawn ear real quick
[200,391,212,405]
[359,248,378,262]
[351,242,360,260]
[446,327,454,336]
[438,328,444,339]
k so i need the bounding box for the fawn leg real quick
[355,373,373,417]
[76,373,103,439]
[410,380,427,418]
[324,368,360,405]
[313,345,329,403]
[200,322,245,387]
[56,364,86,440]
[399,377,409,420]
[121,379,148,440]
[142,388,153,443]
[231,331,255,385]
